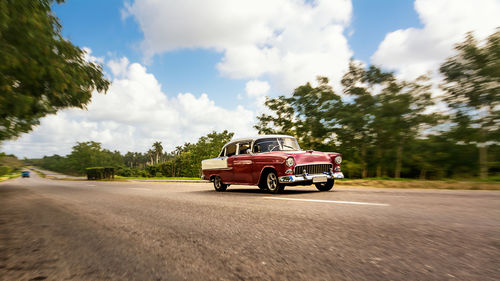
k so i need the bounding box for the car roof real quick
[225,135,295,145]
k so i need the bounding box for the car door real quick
[232,141,254,184]
[220,142,237,183]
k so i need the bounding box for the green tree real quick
[146,149,154,166]
[340,62,386,177]
[439,28,500,178]
[0,0,110,141]
[256,64,441,179]
[255,77,342,151]
[341,62,438,178]
[373,75,437,178]
[124,152,135,168]
[254,96,297,136]
[157,131,234,177]
[65,142,123,174]
[152,141,163,164]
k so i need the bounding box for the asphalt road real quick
[1,173,499,281]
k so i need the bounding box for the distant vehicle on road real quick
[202,135,344,193]
[21,171,30,178]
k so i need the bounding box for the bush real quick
[116,167,131,177]
[0,166,9,176]
[86,167,115,180]
[145,165,161,177]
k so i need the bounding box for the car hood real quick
[263,150,341,165]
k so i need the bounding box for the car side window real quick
[253,138,279,153]
[238,141,251,155]
[226,143,237,157]
[218,147,226,157]
[253,142,261,153]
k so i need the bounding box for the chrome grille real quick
[294,164,332,175]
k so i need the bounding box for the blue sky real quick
[3,0,499,158]
[349,0,422,62]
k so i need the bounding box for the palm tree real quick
[147,149,154,166]
[152,141,163,164]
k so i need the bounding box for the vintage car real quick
[201,135,344,193]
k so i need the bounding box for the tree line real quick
[256,29,500,179]
[28,131,234,178]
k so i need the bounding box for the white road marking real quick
[263,197,389,206]
[128,187,152,191]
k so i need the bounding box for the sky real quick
[2,0,500,158]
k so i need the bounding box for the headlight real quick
[334,156,342,164]
[285,157,295,167]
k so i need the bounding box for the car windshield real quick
[253,137,301,153]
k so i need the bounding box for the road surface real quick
[1,173,499,280]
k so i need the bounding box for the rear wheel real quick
[315,179,334,191]
[266,171,284,194]
[213,176,228,192]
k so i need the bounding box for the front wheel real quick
[258,182,268,191]
[315,179,334,191]
[213,176,228,192]
[266,171,284,194]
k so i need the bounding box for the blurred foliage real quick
[255,28,499,179]
[255,72,441,179]
[0,0,109,141]
[439,28,500,178]
[0,152,24,176]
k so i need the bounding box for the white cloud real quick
[107,57,130,77]
[372,0,500,80]
[1,57,256,158]
[245,80,270,98]
[244,79,272,114]
[124,0,353,92]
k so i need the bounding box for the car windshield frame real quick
[252,137,301,153]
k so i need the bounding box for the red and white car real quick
[201,135,344,193]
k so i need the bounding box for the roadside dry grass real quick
[115,176,201,180]
[54,178,129,182]
[337,179,500,190]
[0,173,21,182]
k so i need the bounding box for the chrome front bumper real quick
[279,172,344,183]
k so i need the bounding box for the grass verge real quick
[0,172,21,182]
[336,179,500,190]
[115,176,202,180]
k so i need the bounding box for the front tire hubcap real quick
[267,173,278,191]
